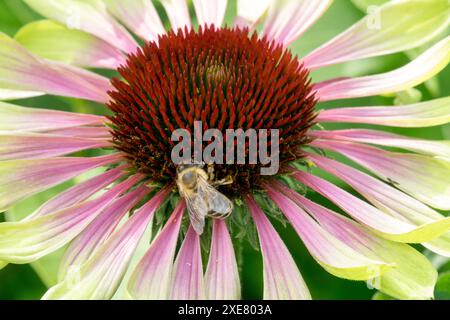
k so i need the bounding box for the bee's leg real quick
[207,164,215,181]
[212,175,233,187]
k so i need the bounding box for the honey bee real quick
[176,163,233,235]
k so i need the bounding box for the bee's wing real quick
[183,189,208,235]
[197,176,233,219]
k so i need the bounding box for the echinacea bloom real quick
[0,0,449,300]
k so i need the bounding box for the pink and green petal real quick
[293,170,450,242]
[316,97,450,128]
[205,220,240,300]
[23,0,138,53]
[0,33,112,103]
[284,191,437,300]
[29,166,127,219]
[267,187,391,281]
[0,175,141,264]
[43,187,168,300]
[235,0,271,27]
[160,0,192,31]
[15,20,125,69]
[58,185,151,280]
[311,129,450,159]
[193,0,227,27]
[315,36,450,101]
[309,154,445,224]
[312,140,450,210]
[311,155,450,257]
[103,0,165,42]
[0,154,121,211]
[170,226,204,300]
[0,132,112,160]
[262,0,333,47]
[127,201,186,300]
[308,154,450,247]
[247,196,311,300]
[303,0,450,69]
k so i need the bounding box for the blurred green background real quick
[0,0,449,300]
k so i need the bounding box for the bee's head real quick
[179,168,199,189]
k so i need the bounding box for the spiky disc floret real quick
[107,26,317,197]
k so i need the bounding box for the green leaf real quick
[0,0,38,36]
[435,272,450,300]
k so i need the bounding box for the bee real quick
[176,163,233,235]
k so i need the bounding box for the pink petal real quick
[59,185,151,279]
[267,185,390,280]
[312,139,450,210]
[0,34,112,103]
[308,154,443,223]
[205,220,240,300]
[46,126,111,139]
[307,154,450,245]
[104,0,165,42]
[29,167,127,220]
[0,154,122,211]
[193,0,227,27]
[0,102,104,132]
[0,175,141,264]
[292,170,428,238]
[262,0,333,47]
[128,200,186,299]
[235,0,271,28]
[314,37,450,101]
[44,186,170,299]
[170,226,204,300]
[310,129,450,158]
[246,195,311,300]
[24,0,138,53]
[0,132,111,160]
[302,1,450,70]
[316,97,450,128]
[160,0,192,31]
[276,186,437,300]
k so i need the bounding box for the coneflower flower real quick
[0,0,449,300]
